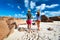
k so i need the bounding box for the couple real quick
[26,9,40,32]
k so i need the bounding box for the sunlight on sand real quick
[4,21,60,40]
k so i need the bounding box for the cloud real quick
[15,14,18,17]
[18,14,26,18]
[46,4,59,8]
[40,12,49,17]
[44,11,50,13]
[9,15,11,17]
[36,4,46,10]
[33,16,36,18]
[7,3,14,8]
[18,14,23,17]
[22,11,24,13]
[41,12,45,15]
[45,11,60,14]
[31,0,48,2]
[44,11,60,17]
[40,4,46,10]
[24,0,29,7]
[30,1,36,9]
[35,12,37,14]
[36,4,59,11]
[36,6,40,10]
[50,11,60,16]
[17,6,20,9]
[14,14,26,18]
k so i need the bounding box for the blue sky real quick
[0,0,60,18]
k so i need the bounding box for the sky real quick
[0,0,60,18]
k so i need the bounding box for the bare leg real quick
[38,24,40,31]
[29,24,31,29]
[29,24,31,32]
[37,22,40,31]
[27,24,29,29]
[27,24,31,32]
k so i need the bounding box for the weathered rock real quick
[41,15,53,22]
[49,16,60,21]
[41,15,48,22]
[41,15,60,22]
[0,20,10,40]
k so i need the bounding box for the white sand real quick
[4,21,60,40]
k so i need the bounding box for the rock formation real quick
[0,16,26,40]
[0,20,10,40]
[41,15,60,22]
[41,15,53,22]
[49,16,60,21]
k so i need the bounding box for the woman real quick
[26,9,32,32]
[36,10,40,31]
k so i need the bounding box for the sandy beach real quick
[3,21,60,40]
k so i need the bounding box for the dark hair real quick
[37,12,40,17]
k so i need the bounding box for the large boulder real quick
[41,15,48,22]
[49,16,60,21]
[41,15,53,22]
[6,18,15,25]
[0,20,10,40]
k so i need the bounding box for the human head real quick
[37,10,40,16]
[28,9,31,13]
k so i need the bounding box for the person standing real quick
[26,9,32,32]
[36,10,40,31]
